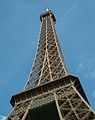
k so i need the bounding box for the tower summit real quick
[6,10,95,120]
[40,9,56,22]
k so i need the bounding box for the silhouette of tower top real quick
[40,9,56,22]
[6,10,95,120]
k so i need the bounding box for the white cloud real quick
[93,90,95,97]
[64,0,79,17]
[77,63,84,72]
[0,115,6,120]
[77,57,95,79]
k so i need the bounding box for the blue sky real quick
[0,0,95,119]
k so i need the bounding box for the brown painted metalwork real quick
[6,10,95,120]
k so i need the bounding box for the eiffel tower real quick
[6,9,95,120]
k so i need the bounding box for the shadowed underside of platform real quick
[28,101,60,120]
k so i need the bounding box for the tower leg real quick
[6,100,31,120]
[54,92,64,120]
[54,81,95,120]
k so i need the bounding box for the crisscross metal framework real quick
[6,10,95,120]
[24,10,68,89]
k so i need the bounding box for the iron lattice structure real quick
[6,10,95,120]
[24,10,68,89]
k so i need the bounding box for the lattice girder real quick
[55,82,95,120]
[6,100,31,120]
[6,10,95,120]
[6,76,95,120]
[25,10,68,90]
